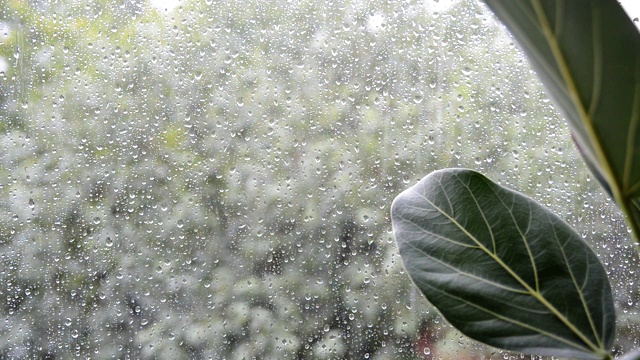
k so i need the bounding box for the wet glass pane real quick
[0,0,638,358]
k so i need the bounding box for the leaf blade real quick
[480,0,640,243]
[391,169,615,359]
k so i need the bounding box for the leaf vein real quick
[402,239,529,295]
[551,216,604,350]
[418,281,592,353]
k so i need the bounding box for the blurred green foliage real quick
[0,0,637,358]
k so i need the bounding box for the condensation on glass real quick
[0,0,637,358]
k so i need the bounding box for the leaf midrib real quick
[399,230,530,295]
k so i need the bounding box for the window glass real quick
[0,0,638,358]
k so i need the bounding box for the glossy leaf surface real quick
[391,169,615,359]
[479,0,640,241]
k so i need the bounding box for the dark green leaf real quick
[479,0,640,241]
[391,169,615,359]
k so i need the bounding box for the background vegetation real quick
[0,0,638,358]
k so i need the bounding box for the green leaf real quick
[479,0,640,243]
[391,169,615,359]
